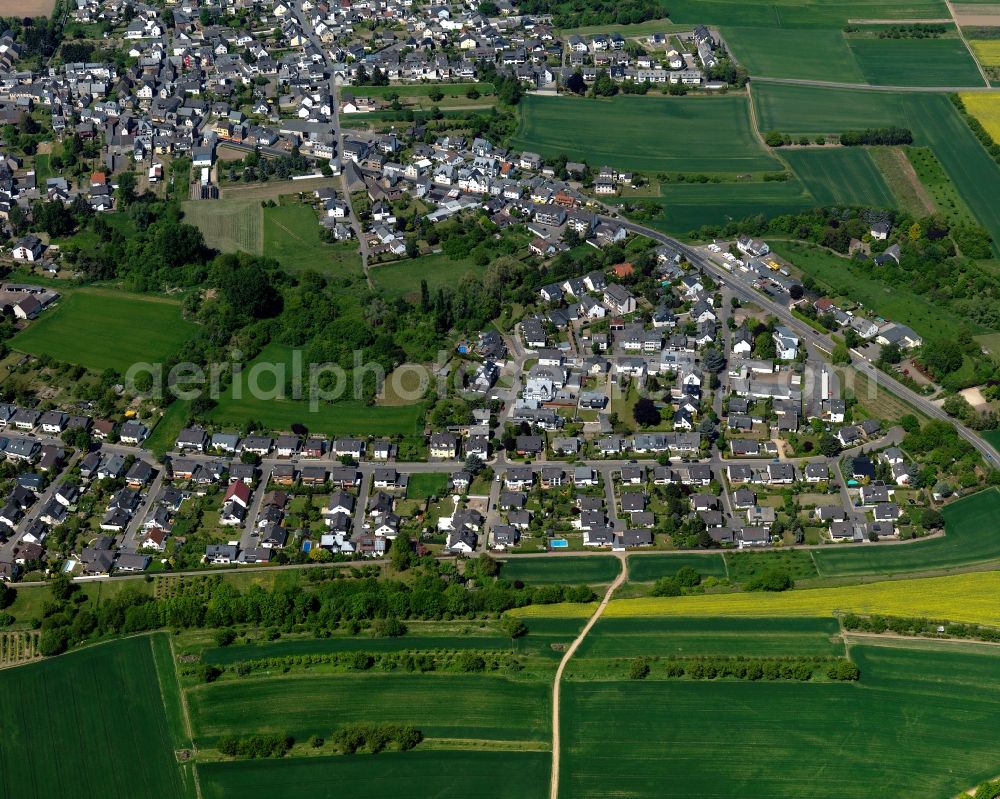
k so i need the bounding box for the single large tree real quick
[633,397,661,427]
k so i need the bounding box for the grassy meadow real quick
[207,342,424,436]
[13,289,197,373]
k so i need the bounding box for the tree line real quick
[33,565,595,657]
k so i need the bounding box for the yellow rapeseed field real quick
[960,91,1000,141]
[512,572,1000,627]
[969,40,1000,67]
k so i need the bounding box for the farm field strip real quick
[782,147,898,207]
[510,94,780,174]
[187,673,552,746]
[558,644,1000,799]
[198,751,551,799]
[510,571,1000,626]
[182,199,263,254]
[572,617,846,659]
[500,556,624,585]
[772,240,975,342]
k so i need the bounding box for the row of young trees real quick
[627,655,860,682]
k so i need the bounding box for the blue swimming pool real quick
[550,539,568,548]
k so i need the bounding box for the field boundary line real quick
[947,0,992,86]
[549,554,627,799]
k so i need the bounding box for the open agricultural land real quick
[780,148,897,208]
[199,752,549,799]
[513,571,1000,626]
[0,636,190,799]
[510,94,780,174]
[751,85,1000,244]
[12,289,197,372]
[559,643,1000,799]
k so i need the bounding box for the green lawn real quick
[626,552,729,582]
[199,751,549,799]
[0,636,188,799]
[371,252,488,301]
[145,399,191,457]
[847,37,985,87]
[187,674,551,746]
[560,643,1000,798]
[359,82,495,98]
[499,556,623,585]
[13,289,197,373]
[772,240,980,342]
[814,487,1000,577]
[782,148,898,208]
[573,616,845,659]
[510,94,780,174]
[207,343,425,437]
[405,471,450,499]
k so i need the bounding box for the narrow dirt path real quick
[549,554,627,799]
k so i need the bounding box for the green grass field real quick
[726,27,865,81]
[782,148,898,208]
[207,342,424,436]
[559,643,1000,798]
[573,616,845,659]
[371,252,488,301]
[262,203,363,277]
[405,472,449,499]
[772,241,979,342]
[13,289,197,373]
[0,636,188,799]
[510,95,780,174]
[199,751,549,799]
[500,556,623,585]
[725,549,819,583]
[626,552,729,582]
[183,199,363,277]
[814,486,1000,576]
[752,83,912,134]
[188,674,551,746]
[640,179,816,234]
[847,37,985,86]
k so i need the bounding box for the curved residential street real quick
[549,554,628,799]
